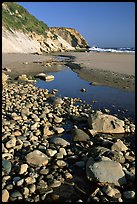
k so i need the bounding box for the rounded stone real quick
[19,164,28,174]
[2,189,9,202]
[2,160,12,173]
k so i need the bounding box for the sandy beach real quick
[2,52,135,91]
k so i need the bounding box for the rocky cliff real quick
[2,2,89,53]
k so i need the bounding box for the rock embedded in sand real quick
[88,111,125,134]
[25,150,49,167]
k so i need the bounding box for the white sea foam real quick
[88,46,135,54]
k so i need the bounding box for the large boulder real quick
[86,157,127,186]
[88,111,125,134]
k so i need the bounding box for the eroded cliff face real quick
[2,2,89,53]
[50,27,89,49]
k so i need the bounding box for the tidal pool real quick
[35,66,135,122]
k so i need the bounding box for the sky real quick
[18,2,135,48]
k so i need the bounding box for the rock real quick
[3,67,11,72]
[106,151,125,164]
[2,73,8,85]
[26,150,49,167]
[37,180,48,193]
[48,179,61,188]
[56,160,67,168]
[25,176,36,184]
[2,160,12,174]
[123,191,135,199]
[15,74,28,81]
[59,147,67,156]
[35,73,46,80]
[80,88,86,92]
[46,149,57,157]
[88,111,125,133]
[102,185,121,198]
[23,187,30,198]
[53,127,64,134]
[65,172,73,180]
[51,137,70,147]
[6,137,16,149]
[111,139,128,152]
[2,189,9,202]
[31,122,39,130]
[72,126,90,142]
[19,164,28,174]
[10,191,22,201]
[50,96,64,105]
[45,75,54,81]
[43,126,54,136]
[13,130,22,136]
[86,157,127,186]
[53,115,63,123]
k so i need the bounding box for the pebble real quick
[6,137,16,148]
[26,150,49,167]
[123,191,135,199]
[19,163,28,174]
[2,189,9,202]
[2,160,12,173]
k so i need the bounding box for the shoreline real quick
[2,52,135,92]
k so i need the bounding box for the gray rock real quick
[88,111,125,133]
[2,160,11,173]
[26,150,49,167]
[123,191,135,199]
[86,157,127,186]
[10,191,23,201]
[111,139,128,152]
[53,97,64,105]
[72,127,90,142]
[51,137,70,147]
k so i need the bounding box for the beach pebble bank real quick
[2,78,135,202]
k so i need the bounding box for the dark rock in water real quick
[2,160,12,173]
[72,126,90,142]
[80,88,87,92]
[86,157,127,186]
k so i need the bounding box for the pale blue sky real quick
[18,2,135,48]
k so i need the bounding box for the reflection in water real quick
[35,66,135,122]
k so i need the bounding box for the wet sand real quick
[2,52,135,91]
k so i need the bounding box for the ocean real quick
[88,47,135,54]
